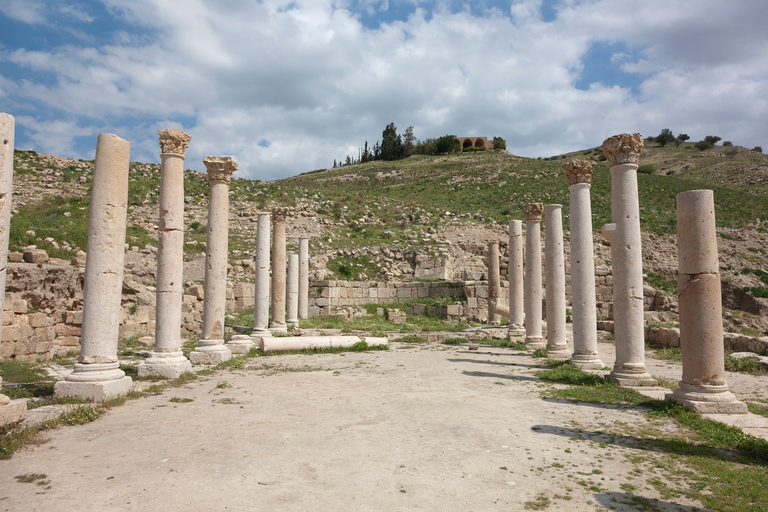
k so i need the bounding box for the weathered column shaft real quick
[564,160,604,369]
[139,129,192,378]
[508,220,525,337]
[601,134,655,386]
[667,190,746,413]
[298,238,309,319]
[54,134,132,401]
[0,113,27,424]
[286,252,299,326]
[252,212,272,339]
[487,240,501,325]
[270,207,288,333]
[191,156,236,364]
[544,204,568,358]
[523,203,545,349]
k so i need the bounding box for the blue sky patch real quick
[575,40,645,95]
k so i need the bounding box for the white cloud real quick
[0,0,47,24]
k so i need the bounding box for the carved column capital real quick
[272,207,289,222]
[158,129,191,156]
[563,159,596,185]
[523,203,544,222]
[601,133,643,166]
[203,156,237,184]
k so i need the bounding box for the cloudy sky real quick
[1,0,767,180]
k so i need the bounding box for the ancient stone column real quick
[487,240,501,325]
[250,212,272,343]
[54,134,133,401]
[269,207,288,333]
[139,129,193,378]
[286,252,299,327]
[189,156,237,364]
[523,203,545,349]
[298,237,309,320]
[564,160,604,369]
[0,114,26,424]
[544,204,569,359]
[601,134,656,386]
[667,190,747,413]
[508,220,525,338]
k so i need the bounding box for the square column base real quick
[571,354,606,370]
[189,344,232,365]
[227,335,255,355]
[546,347,571,360]
[54,377,133,403]
[138,359,192,379]
[0,398,27,426]
[666,386,748,414]
[607,370,657,387]
[508,327,525,339]
[525,336,546,350]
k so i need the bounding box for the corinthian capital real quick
[563,159,596,186]
[601,133,643,167]
[272,207,289,223]
[203,156,237,184]
[158,129,191,156]
[523,203,544,222]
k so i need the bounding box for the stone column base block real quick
[525,336,546,350]
[138,353,192,379]
[260,335,388,353]
[54,377,132,402]
[667,383,747,414]
[250,329,272,345]
[0,398,27,426]
[546,346,571,360]
[607,366,657,387]
[268,323,288,334]
[227,335,255,355]
[189,342,232,365]
[508,326,525,338]
[571,353,606,370]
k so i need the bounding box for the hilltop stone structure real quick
[190,156,237,364]
[453,137,494,150]
[668,190,747,413]
[601,134,656,386]
[54,134,133,402]
[564,160,604,369]
[251,212,272,343]
[523,203,545,349]
[269,207,289,333]
[507,220,525,338]
[544,204,568,359]
[139,129,193,378]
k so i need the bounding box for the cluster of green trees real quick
[647,128,762,153]
[333,123,507,168]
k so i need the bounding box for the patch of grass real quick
[724,353,767,375]
[396,334,428,344]
[442,337,466,345]
[215,380,233,389]
[169,397,194,403]
[645,271,677,294]
[0,360,50,384]
[523,494,551,510]
[746,402,768,418]
[649,345,682,361]
[8,194,91,257]
[531,349,548,359]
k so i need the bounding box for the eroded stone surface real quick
[544,205,568,359]
[523,204,544,349]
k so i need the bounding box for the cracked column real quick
[564,160,604,369]
[189,156,236,364]
[544,204,569,359]
[523,203,545,349]
[667,190,747,413]
[508,220,525,338]
[0,113,26,424]
[54,134,133,401]
[139,129,193,378]
[269,207,288,333]
[601,134,656,386]
[250,212,272,343]
[286,252,299,327]
[487,240,501,325]
[298,238,309,320]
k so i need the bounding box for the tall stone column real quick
[54,134,133,402]
[601,134,656,386]
[508,220,525,338]
[0,114,26,424]
[298,237,309,320]
[667,190,747,413]
[269,207,288,333]
[564,160,604,369]
[250,212,272,343]
[190,156,236,364]
[523,203,545,349]
[139,129,193,378]
[544,204,569,359]
[487,240,501,325]
[286,252,299,327]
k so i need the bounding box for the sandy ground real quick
[8,337,766,511]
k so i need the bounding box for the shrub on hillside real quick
[637,164,656,174]
[754,146,763,153]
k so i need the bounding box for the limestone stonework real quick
[298,238,309,320]
[0,113,27,424]
[269,207,289,333]
[286,252,299,327]
[544,205,569,359]
[54,134,133,402]
[564,160,604,369]
[601,134,656,386]
[667,190,747,413]
[190,156,237,364]
[523,203,545,349]
[250,212,272,342]
[487,241,501,325]
[139,129,192,378]
[507,220,525,338]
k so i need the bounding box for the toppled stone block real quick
[23,249,49,264]
[71,250,87,267]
